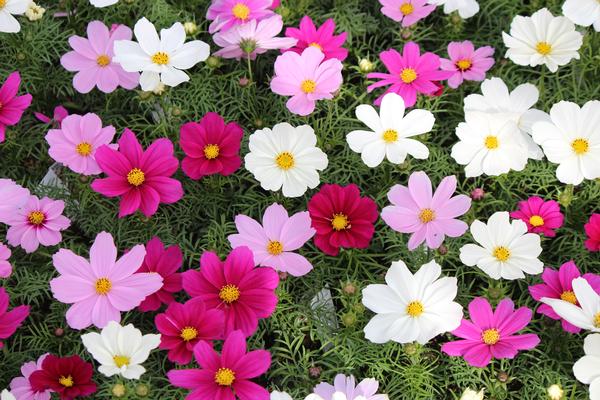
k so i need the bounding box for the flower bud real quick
[183,22,198,35]
[358,58,375,73]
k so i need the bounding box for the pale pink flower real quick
[0,243,11,278]
[0,178,29,224]
[440,40,495,88]
[379,0,436,27]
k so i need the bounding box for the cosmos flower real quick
[34,105,69,127]
[510,196,564,237]
[0,243,11,278]
[29,355,97,400]
[541,277,600,332]
[90,0,118,6]
[573,334,600,400]
[313,375,389,400]
[9,353,52,400]
[0,71,32,142]
[427,0,479,18]
[0,0,30,33]
[0,287,29,349]
[284,15,348,61]
[0,178,29,225]
[585,214,600,252]
[440,40,494,88]
[378,0,436,27]
[207,0,274,34]
[562,0,600,32]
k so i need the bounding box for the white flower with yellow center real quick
[81,320,161,380]
[245,123,328,198]
[362,259,463,345]
[563,0,600,32]
[541,278,600,333]
[346,93,434,168]
[451,112,529,177]
[532,100,600,185]
[502,8,583,73]
[114,17,210,91]
[573,334,600,400]
[459,211,543,280]
[0,0,30,33]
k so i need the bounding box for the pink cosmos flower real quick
[510,196,564,237]
[49,231,163,329]
[0,243,12,278]
[207,0,274,34]
[45,113,117,176]
[314,375,387,400]
[228,203,316,277]
[60,21,139,94]
[529,261,600,334]
[155,297,225,365]
[183,246,279,337]
[0,178,29,224]
[6,195,71,254]
[213,15,297,60]
[270,0,280,8]
[440,40,495,89]
[441,297,540,368]
[0,71,33,143]
[34,106,69,127]
[271,46,343,116]
[91,128,184,218]
[0,287,29,348]
[180,112,243,180]
[367,42,452,107]
[584,213,600,252]
[167,330,271,400]
[9,353,52,400]
[284,16,348,61]
[381,171,471,250]
[137,237,183,312]
[378,0,436,27]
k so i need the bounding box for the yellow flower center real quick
[484,135,499,149]
[203,144,220,160]
[536,41,552,55]
[560,290,577,305]
[400,68,417,84]
[595,312,600,328]
[219,284,241,304]
[214,367,236,386]
[127,168,145,186]
[400,2,414,15]
[529,215,544,227]
[571,138,589,155]
[382,129,398,143]
[331,213,349,231]
[308,42,322,50]
[95,277,112,295]
[151,51,170,65]
[482,328,500,345]
[406,301,424,317]
[232,3,250,20]
[76,142,92,156]
[96,54,110,67]
[493,246,511,262]
[113,355,130,368]
[418,208,435,223]
[59,375,74,388]
[275,152,295,170]
[456,59,472,71]
[0,0,5,8]
[267,240,284,255]
[300,79,317,94]
[180,326,198,341]
[28,211,45,225]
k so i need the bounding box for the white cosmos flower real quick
[0,0,30,33]
[245,123,328,198]
[90,0,118,7]
[81,320,161,380]
[459,211,543,280]
[502,8,583,73]
[346,93,434,168]
[573,333,600,400]
[427,0,479,19]
[114,17,210,91]
[306,394,365,400]
[563,0,600,32]
[272,391,293,400]
[459,388,485,400]
[451,112,528,177]
[464,77,549,160]
[541,278,600,332]
[532,100,600,185]
[0,390,15,400]
[362,259,463,345]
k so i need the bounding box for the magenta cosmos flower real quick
[228,203,316,277]
[0,287,29,348]
[367,42,452,107]
[45,113,117,176]
[35,105,69,127]
[137,237,183,312]
[381,171,471,251]
[441,297,540,368]
[207,0,274,33]
[510,196,564,237]
[49,231,163,329]
[440,40,495,89]
[10,353,52,400]
[180,112,243,180]
[585,213,600,252]
[284,16,348,61]
[529,261,600,334]
[183,246,279,337]
[379,0,436,27]
[91,128,184,218]
[0,71,32,143]
[0,243,12,278]
[60,21,139,94]
[155,297,225,365]
[314,375,387,400]
[271,46,343,116]
[0,178,29,224]
[167,330,271,400]
[6,195,71,254]
[213,15,297,60]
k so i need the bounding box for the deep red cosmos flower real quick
[29,355,97,400]
[308,184,378,256]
